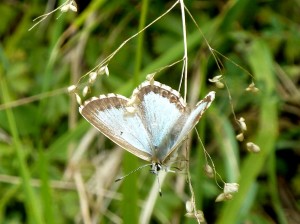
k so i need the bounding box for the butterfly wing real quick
[79,94,153,162]
[161,91,215,163]
[134,81,188,162]
[80,81,215,164]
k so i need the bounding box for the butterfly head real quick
[150,162,162,175]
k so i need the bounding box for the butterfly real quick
[79,81,215,176]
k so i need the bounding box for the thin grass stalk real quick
[118,24,215,95]
[0,75,44,223]
[192,53,211,213]
[179,0,188,101]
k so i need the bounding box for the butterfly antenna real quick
[115,164,151,182]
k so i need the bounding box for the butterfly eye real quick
[156,163,162,171]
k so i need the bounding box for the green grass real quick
[0,0,299,223]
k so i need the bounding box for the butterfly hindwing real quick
[161,91,215,163]
[178,91,215,142]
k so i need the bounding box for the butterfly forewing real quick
[135,81,188,162]
[80,94,153,161]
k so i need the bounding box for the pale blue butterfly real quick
[79,81,215,177]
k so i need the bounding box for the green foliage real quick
[0,0,299,223]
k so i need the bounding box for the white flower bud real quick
[67,85,77,93]
[61,4,70,12]
[146,73,155,85]
[238,117,247,131]
[97,66,106,75]
[246,82,259,93]
[195,210,205,222]
[215,193,233,202]
[185,200,193,213]
[204,164,214,178]
[89,72,98,84]
[246,142,260,153]
[82,86,89,97]
[215,193,226,202]
[105,66,109,76]
[69,1,77,12]
[224,183,239,194]
[208,75,222,83]
[236,133,244,141]
[216,81,224,88]
[75,93,82,105]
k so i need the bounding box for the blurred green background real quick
[0,0,299,223]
